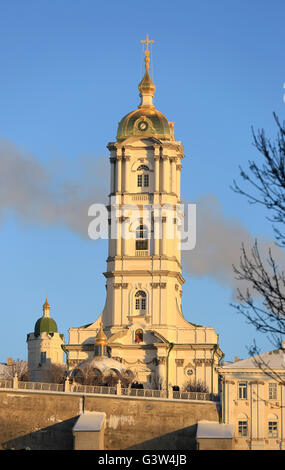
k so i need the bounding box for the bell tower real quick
[67,37,223,392]
[102,35,185,342]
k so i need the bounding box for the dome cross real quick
[140,34,154,71]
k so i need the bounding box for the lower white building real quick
[219,344,285,450]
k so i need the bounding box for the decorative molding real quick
[113,282,129,289]
[112,356,123,363]
[157,357,167,365]
[175,359,184,367]
[150,282,167,289]
[194,358,213,366]
[183,362,195,374]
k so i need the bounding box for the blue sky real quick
[0,0,285,362]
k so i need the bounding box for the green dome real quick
[117,107,171,141]
[34,316,58,337]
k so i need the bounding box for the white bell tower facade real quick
[67,36,223,392]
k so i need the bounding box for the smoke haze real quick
[0,138,108,237]
[1,138,284,298]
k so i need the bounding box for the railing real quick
[18,381,64,392]
[121,388,167,398]
[135,251,149,257]
[173,390,219,402]
[0,379,219,402]
[0,380,12,389]
[72,384,116,395]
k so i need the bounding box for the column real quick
[153,216,160,256]
[223,380,234,425]
[176,162,181,200]
[124,156,130,193]
[162,216,167,255]
[163,156,170,193]
[250,382,257,442]
[116,217,121,256]
[281,384,285,449]
[154,154,160,193]
[175,359,184,387]
[117,156,122,193]
[110,158,116,194]
[157,357,167,389]
[171,158,177,194]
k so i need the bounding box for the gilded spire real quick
[95,321,108,346]
[138,34,156,107]
[140,34,154,72]
[43,297,50,317]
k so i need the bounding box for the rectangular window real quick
[141,298,146,310]
[268,383,277,400]
[238,421,248,437]
[144,174,149,187]
[137,174,142,187]
[268,421,278,438]
[238,382,247,399]
[135,299,140,310]
[40,352,46,364]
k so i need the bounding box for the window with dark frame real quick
[135,290,146,311]
[136,225,148,251]
[268,383,277,400]
[238,420,248,437]
[137,165,149,188]
[238,382,247,399]
[268,421,278,438]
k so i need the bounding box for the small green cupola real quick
[34,298,58,337]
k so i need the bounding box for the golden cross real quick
[141,34,154,52]
[141,34,154,71]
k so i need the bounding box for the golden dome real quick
[117,107,171,141]
[116,35,172,142]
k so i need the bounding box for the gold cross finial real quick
[141,34,154,71]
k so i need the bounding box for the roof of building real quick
[116,36,172,142]
[117,107,171,141]
[34,297,58,336]
[221,348,285,370]
[34,316,58,336]
[72,412,106,432]
[77,356,125,374]
[196,421,234,439]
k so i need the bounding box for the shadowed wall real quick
[0,390,220,450]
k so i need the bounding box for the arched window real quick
[135,290,146,312]
[137,165,149,188]
[136,225,148,251]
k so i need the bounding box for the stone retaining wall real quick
[0,389,220,450]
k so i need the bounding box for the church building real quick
[65,36,223,393]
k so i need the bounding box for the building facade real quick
[65,37,223,392]
[27,298,64,381]
[219,346,285,450]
